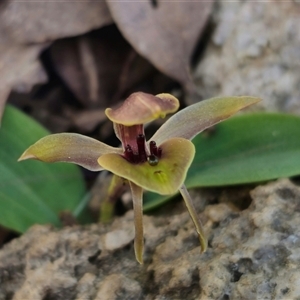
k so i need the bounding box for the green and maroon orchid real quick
[18,92,260,263]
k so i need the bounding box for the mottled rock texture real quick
[1,179,300,299]
[194,0,300,114]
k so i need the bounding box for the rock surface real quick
[1,179,300,299]
[194,0,300,114]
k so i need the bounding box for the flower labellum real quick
[19,92,261,264]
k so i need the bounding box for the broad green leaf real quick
[0,105,86,232]
[144,113,300,210]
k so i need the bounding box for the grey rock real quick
[0,179,300,299]
[104,229,134,251]
[194,0,300,114]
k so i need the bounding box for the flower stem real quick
[179,185,208,253]
[129,182,144,264]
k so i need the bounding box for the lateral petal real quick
[129,181,144,264]
[150,96,261,145]
[98,138,195,195]
[179,185,207,253]
[18,133,122,171]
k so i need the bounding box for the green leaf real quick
[144,113,300,210]
[0,105,86,232]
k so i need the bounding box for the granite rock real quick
[194,0,300,114]
[0,179,300,299]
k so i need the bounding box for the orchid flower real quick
[18,92,260,263]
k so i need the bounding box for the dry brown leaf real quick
[0,43,48,120]
[0,0,113,120]
[106,0,214,93]
[0,0,113,43]
[50,27,155,108]
[72,109,107,132]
